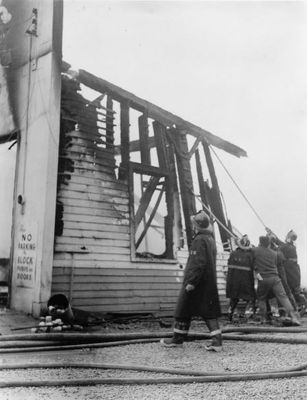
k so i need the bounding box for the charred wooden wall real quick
[52,75,229,315]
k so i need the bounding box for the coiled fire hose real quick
[0,326,306,387]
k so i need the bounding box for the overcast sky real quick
[63,0,307,284]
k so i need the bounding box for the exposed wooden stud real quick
[128,164,136,259]
[167,134,183,251]
[139,112,151,165]
[119,100,130,180]
[135,183,165,249]
[152,121,168,171]
[106,95,114,149]
[153,122,175,258]
[114,136,156,156]
[134,176,161,230]
[188,137,202,160]
[129,161,168,177]
[195,148,210,209]
[202,140,230,249]
[170,129,196,248]
[76,69,247,158]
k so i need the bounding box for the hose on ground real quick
[0,332,306,353]
[0,364,306,387]
[0,325,306,342]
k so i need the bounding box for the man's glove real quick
[256,273,263,281]
[185,284,195,292]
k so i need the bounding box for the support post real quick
[202,140,230,249]
[171,129,196,248]
[119,100,130,180]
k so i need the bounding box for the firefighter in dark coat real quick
[226,235,255,321]
[161,210,222,352]
[279,230,306,314]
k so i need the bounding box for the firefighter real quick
[160,210,222,352]
[279,230,307,315]
[252,236,300,326]
[226,235,256,321]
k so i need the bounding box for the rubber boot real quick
[204,319,223,352]
[289,310,301,327]
[160,319,190,347]
[228,299,238,322]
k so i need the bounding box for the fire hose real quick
[0,327,306,387]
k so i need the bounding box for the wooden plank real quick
[76,69,247,158]
[58,189,129,204]
[119,100,130,180]
[57,198,129,213]
[138,113,151,164]
[171,129,196,248]
[130,161,168,178]
[134,176,161,230]
[65,175,127,190]
[195,148,210,209]
[52,266,183,277]
[202,140,229,248]
[60,161,117,176]
[59,171,127,188]
[59,182,128,198]
[54,244,130,254]
[60,229,130,241]
[188,137,202,160]
[62,214,129,226]
[114,135,156,156]
[69,303,175,313]
[52,274,182,284]
[62,221,130,233]
[135,183,165,249]
[167,136,183,251]
[106,95,114,149]
[59,155,116,170]
[71,297,178,307]
[55,236,130,248]
[53,259,180,269]
[52,281,182,291]
[52,284,181,294]
[152,121,168,171]
[60,206,129,219]
[64,145,115,161]
[54,252,130,262]
[152,123,175,258]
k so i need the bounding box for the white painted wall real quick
[0,145,16,259]
[7,0,63,316]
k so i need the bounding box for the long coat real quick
[174,231,221,320]
[226,248,255,301]
[279,242,301,291]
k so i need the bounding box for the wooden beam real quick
[130,161,168,177]
[139,113,151,164]
[135,183,165,249]
[202,140,230,249]
[195,148,210,209]
[188,137,202,160]
[119,100,130,180]
[106,95,114,149]
[114,136,156,156]
[76,69,247,158]
[134,176,161,230]
[170,129,196,248]
[152,121,168,171]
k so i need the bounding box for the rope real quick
[209,145,267,228]
[192,191,238,240]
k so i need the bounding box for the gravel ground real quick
[0,317,306,400]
